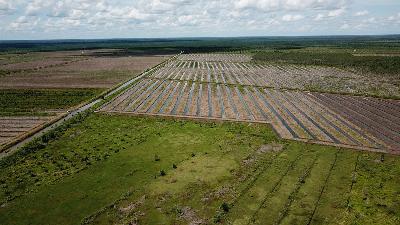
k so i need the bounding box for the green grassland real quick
[0,113,398,225]
[0,89,104,116]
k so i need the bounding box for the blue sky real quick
[0,0,399,40]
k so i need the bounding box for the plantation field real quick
[0,89,102,150]
[100,54,400,154]
[0,116,54,147]
[0,113,399,225]
[174,54,399,99]
[0,89,103,116]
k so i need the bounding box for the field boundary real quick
[97,111,393,154]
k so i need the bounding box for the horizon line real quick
[1,34,400,42]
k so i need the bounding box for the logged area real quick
[0,114,399,225]
[0,50,168,89]
[100,53,400,154]
[0,49,168,150]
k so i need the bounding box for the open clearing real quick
[100,53,400,154]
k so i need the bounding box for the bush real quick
[221,202,230,212]
[160,170,166,176]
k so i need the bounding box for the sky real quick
[0,0,399,40]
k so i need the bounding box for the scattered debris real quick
[258,143,284,153]
[179,206,205,225]
[119,195,146,214]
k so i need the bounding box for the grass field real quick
[0,113,399,225]
[0,89,103,116]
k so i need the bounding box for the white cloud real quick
[0,0,15,15]
[234,0,349,12]
[314,13,324,21]
[355,10,368,16]
[327,8,346,17]
[8,16,41,30]
[386,12,400,24]
[364,17,376,23]
[25,0,49,16]
[282,14,304,22]
[312,7,346,21]
[0,0,398,39]
[340,23,350,29]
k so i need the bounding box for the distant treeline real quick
[1,35,400,53]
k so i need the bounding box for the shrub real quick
[160,170,166,176]
[221,202,230,212]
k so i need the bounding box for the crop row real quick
[148,60,359,90]
[99,79,396,152]
[310,93,400,152]
[0,116,51,145]
[177,53,252,62]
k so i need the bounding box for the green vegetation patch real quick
[0,88,104,116]
[0,113,399,225]
[150,155,237,195]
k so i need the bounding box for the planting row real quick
[148,60,359,90]
[0,116,51,146]
[311,93,400,152]
[99,79,396,152]
[177,54,252,62]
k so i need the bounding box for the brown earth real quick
[0,51,168,89]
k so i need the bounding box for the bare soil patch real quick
[0,53,168,89]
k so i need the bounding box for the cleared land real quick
[100,54,400,154]
[0,49,168,150]
[147,58,399,98]
[0,114,399,225]
[0,116,54,146]
[0,50,168,89]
